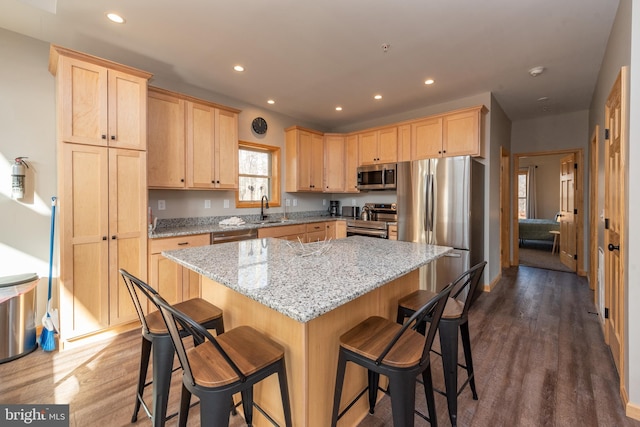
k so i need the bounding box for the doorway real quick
[512,149,584,275]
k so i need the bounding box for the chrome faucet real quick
[260,195,270,220]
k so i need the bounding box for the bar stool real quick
[151,292,293,427]
[120,269,226,427]
[396,261,487,427]
[331,282,453,427]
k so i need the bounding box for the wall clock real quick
[252,117,268,135]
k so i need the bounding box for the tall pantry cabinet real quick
[49,45,152,346]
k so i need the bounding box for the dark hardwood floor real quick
[1,266,638,426]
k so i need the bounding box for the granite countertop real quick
[149,214,343,238]
[162,236,452,323]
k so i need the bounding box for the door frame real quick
[511,149,585,275]
[589,126,599,297]
[500,147,511,269]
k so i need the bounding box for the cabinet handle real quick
[178,242,189,246]
[608,243,619,251]
[102,236,107,240]
[111,235,116,240]
[212,180,215,184]
[102,135,107,140]
[181,178,184,182]
[111,135,116,140]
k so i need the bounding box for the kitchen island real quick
[163,236,451,426]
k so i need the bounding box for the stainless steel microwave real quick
[357,163,397,190]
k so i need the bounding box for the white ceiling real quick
[0,0,619,129]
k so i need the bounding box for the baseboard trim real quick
[59,321,139,351]
[625,392,640,421]
[483,271,502,292]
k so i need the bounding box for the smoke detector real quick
[529,66,545,77]
[381,43,391,53]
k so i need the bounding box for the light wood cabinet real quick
[50,46,151,345]
[285,127,324,192]
[258,224,307,241]
[345,134,360,193]
[323,134,346,192]
[49,45,151,150]
[148,90,186,187]
[148,234,210,307]
[411,107,484,159]
[358,126,398,165]
[388,224,398,240]
[58,144,148,340]
[257,221,347,242]
[398,125,412,162]
[147,87,240,190]
[306,222,327,242]
[336,220,347,239]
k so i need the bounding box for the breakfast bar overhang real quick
[163,236,451,426]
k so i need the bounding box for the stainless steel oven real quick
[346,203,397,239]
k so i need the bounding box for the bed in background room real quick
[518,218,560,244]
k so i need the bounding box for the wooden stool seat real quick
[188,325,285,387]
[398,291,464,320]
[339,316,424,368]
[145,298,223,335]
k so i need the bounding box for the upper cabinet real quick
[344,134,360,193]
[147,87,240,190]
[412,106,485,159]
[358,126,398,165]
[285,126,324,192]
[49,45,151,151]
[323,134,346,192]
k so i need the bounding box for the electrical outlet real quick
[285,199,291,207]
[323,199,326,206]
[224,199,230,209]
[293,199,298,207]
[352,199,356,206]
[204,200,211,209]
[158,200,166,210]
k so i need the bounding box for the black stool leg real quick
[368,369,380,414]
[132,336,152,422]
[241,386,254,426]
[422,365,438,427]
[200,394,235,427]
[277,360,293,427]
[152,335,174,427]
[331,351,348,427]
[439,320,459,427]
[459,321,478,400]
[388,373,416,427]
[178,384,191,427]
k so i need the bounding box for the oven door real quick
[346,226,388,239]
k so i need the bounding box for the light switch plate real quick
[224,199,230,209]
[204,200,211,209]
[293,199,298,207]
[158,200,166,210]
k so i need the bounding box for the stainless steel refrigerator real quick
[397,156,484,291]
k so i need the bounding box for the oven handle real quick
[347,228,388,238]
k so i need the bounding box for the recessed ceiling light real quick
[106,13,125,24]
[267,99,275,105]
[529,66,545,77]
[424,79,435,85]
[335,106,343,111]
[537,96,549,102]
[233,65,244,72]
[374,94,382,100]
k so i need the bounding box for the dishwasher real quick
[210,228,258,244]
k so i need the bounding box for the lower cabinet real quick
[388,224,398,240]
[258,224,306,241]
[148,234,210,307]
[257,221,347,242]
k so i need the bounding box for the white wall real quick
[519,154,564,220]
[0,29,56,317]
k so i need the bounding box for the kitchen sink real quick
[252,218,292,225]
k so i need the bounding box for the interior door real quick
[604,68,626,380]
[559,153,577,271]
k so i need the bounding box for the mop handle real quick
[47,197,57,302]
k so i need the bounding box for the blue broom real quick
[40,196,58,351]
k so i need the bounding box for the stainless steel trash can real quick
[0,273,38,363]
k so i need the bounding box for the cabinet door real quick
[59,57,108,146]
[358,131,378,165]
[215,109,239,189]
[108,148,148,326]
[107,70,148,150]
[398,125,411,162]
[324,134,345,192]
[412,117,443,159]
[60,144,110,339]
[325,222,337,239]
[443,110,481,157]
[310,133,324,191]
[150,254,184,306]
[377,127,398,163]
[296,131,313,190]
[187,101,216,189]
[345,134,360,193]
[306,222,326,242]
[148,90,186,188]
[335,220,347,239]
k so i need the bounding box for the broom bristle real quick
[40,328,56,352]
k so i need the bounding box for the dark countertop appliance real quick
[346,203,397,239]
[341,205,360,219]
[357,163,397,191]
[329,200,340,217]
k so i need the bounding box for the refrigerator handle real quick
[426,173,434,234]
